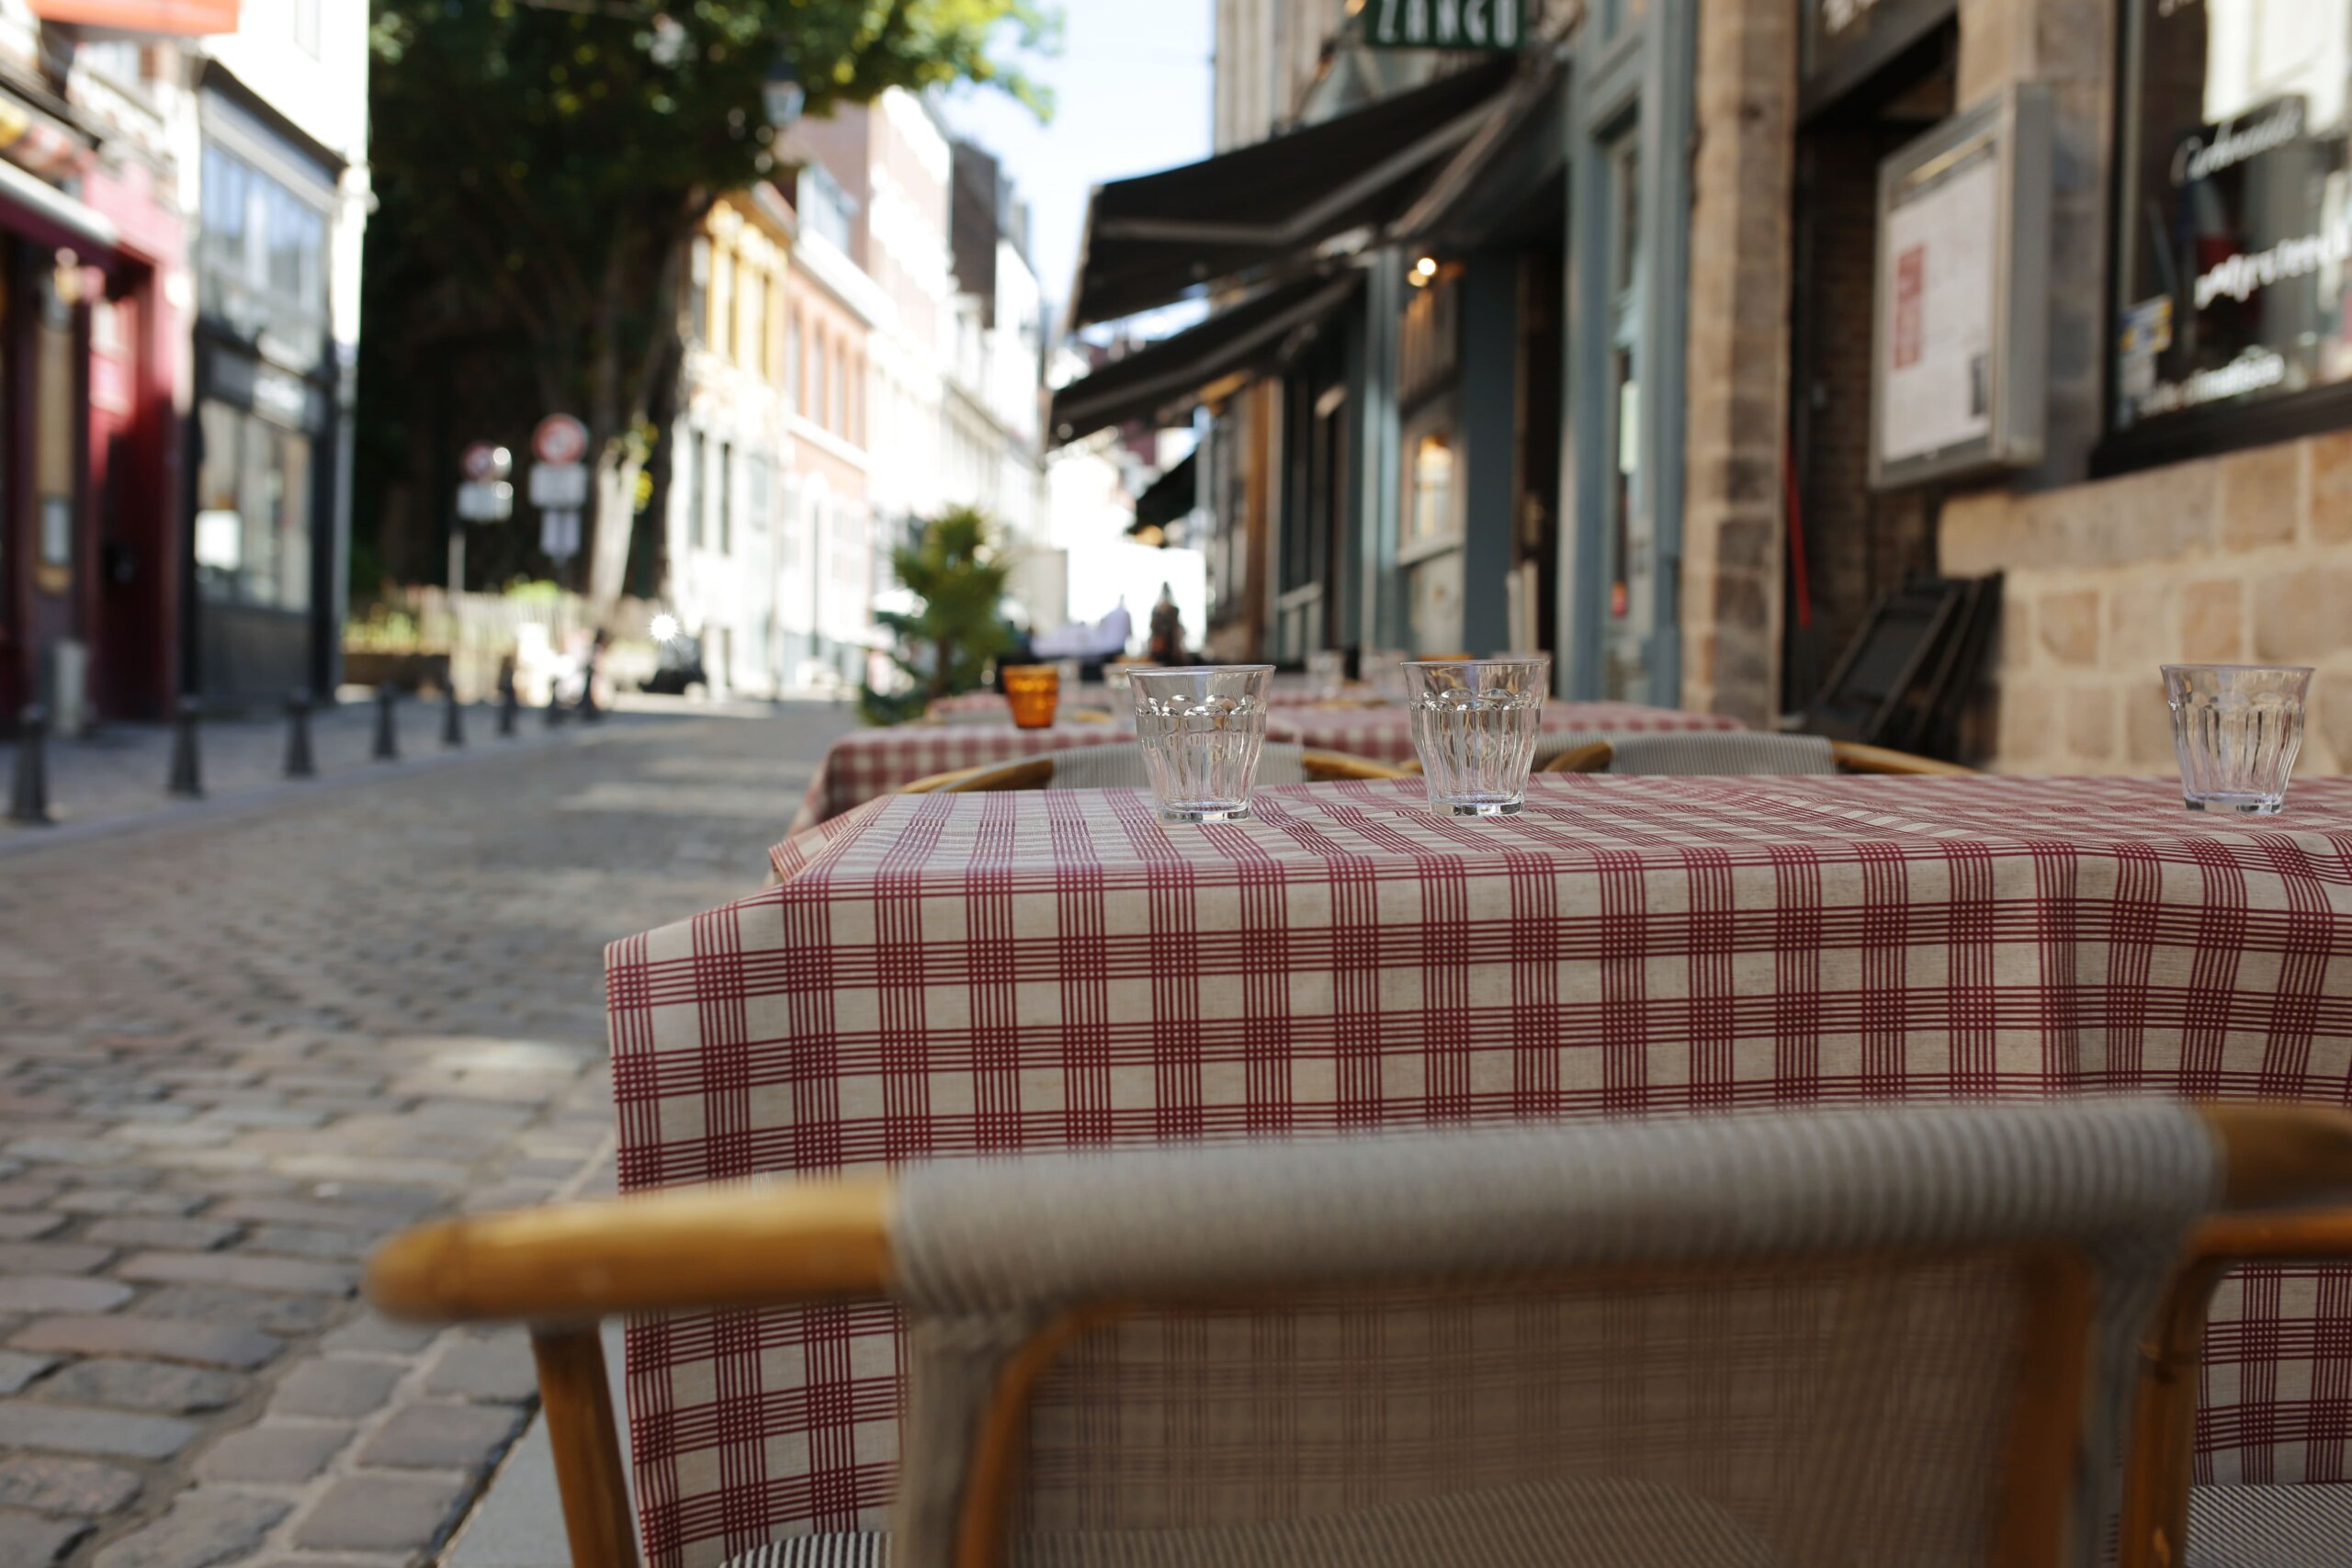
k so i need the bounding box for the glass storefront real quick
[193,400,312,614]
[2115,0,2352,433]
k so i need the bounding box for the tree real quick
[861,506,1012,724]
[366,0,1053,606]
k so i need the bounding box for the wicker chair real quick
[1536,732,1974,777]
[366,1101,2352,1568]
[896,741,1408,795]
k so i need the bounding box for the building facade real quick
[670,187,794,697]
[0,1,360,728]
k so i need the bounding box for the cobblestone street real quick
[0,702,854,1567]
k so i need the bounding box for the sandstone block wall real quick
[1942,433,2352,773]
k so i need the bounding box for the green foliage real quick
[861,506,1013,725]
[361,0,1054,599]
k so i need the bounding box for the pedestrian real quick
[1147,582,1186,665]
[578,628,610,718]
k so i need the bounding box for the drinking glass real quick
[1365,648,1411,704]
[1307,649,1348,701]
[1054,658,1082,694]
[1003,664,1060,730]
[2163,663,2311,814]
[1128,665,1274,822]
[1407,657,1551,816]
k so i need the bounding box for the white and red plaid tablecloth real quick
[608,773,2352,1567]
[1267,699,1739,764]
[789,720,1130,833]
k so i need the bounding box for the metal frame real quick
[1557,0,1693,704]
[1868,85,2051,491]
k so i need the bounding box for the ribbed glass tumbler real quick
[2162,663,2311,814]
[1129,665,1274,823]
[1406,657,1550,817]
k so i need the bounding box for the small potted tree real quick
[861,506,1013,726]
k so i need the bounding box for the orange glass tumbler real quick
[1003,664,1060,729]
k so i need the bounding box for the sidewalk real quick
[0,692,787,847]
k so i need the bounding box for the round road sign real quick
[532,414,589,468]
[459,442,512,482]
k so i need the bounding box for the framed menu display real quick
[1870,85,2052,490]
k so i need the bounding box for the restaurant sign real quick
[1364,0,1525,50]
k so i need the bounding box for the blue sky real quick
[936,0,1215,333]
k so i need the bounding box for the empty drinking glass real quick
[1129,665,1274,822]
[1407,657,1551,816]
[1307,649,1348,700]
[2163,663,2311,814]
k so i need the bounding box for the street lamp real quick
[763,58,805,130]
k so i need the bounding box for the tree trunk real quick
[587,450,639,608]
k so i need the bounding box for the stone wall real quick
[1941,434,2352,773]
[1679,0,1796,727]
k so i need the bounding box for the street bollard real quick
[545,687,568,728]
[442,683,466,749]
[166,696,203,799]
[498,677,519,739]
[8,705,51,826]
[284,689,316,779]
[373,682,400,761]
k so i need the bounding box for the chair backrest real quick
[888,1100,2221,1568]
[1046,741,1307,789]
[362,1103,2352,1568]
[1539,735,1973,777]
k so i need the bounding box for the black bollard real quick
[283,689,315,779]
[372,682,400,761]
[497,675,518,738]
[166,695,203,798]
[441,682,465,749]
[8,705,51,825]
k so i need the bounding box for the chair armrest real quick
[365,1177,894,1325]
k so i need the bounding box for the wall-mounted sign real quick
[1870,85,2051,490]
[1364,0,1524,51]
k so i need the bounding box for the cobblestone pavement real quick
[0,701,854,1566]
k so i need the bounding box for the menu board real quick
[1879,147,1997,463]
[1870,87,2051,490]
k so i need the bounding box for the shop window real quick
[198,137,329,366]
[718,441,734,555]
[1403,419,1460,550]
[2112,0,2352,446]
[194,400,311,612]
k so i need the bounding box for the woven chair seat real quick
[2184,1483,2352,1567]
[722,1476,1778,1567]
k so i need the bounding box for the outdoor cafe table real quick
[790,699,1737,832]
[607,772,2352,1566]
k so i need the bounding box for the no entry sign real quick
[532,414,589,467]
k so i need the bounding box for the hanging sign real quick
[1364,0,1524,50]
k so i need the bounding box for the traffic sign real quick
[540,509,582,562]
[532,414,589,467]
[528,464,590,509]
[457,480,514,522]
[459,442,513,482]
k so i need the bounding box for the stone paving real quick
[0,701,854,1566]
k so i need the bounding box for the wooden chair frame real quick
[896,748,1408,796]
[364,1107,2352,1568]
[1535,737,1977,777]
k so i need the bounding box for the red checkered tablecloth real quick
[789,720,1130,833]
[1268,699,1740,764]
[608,773,2352,1567]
